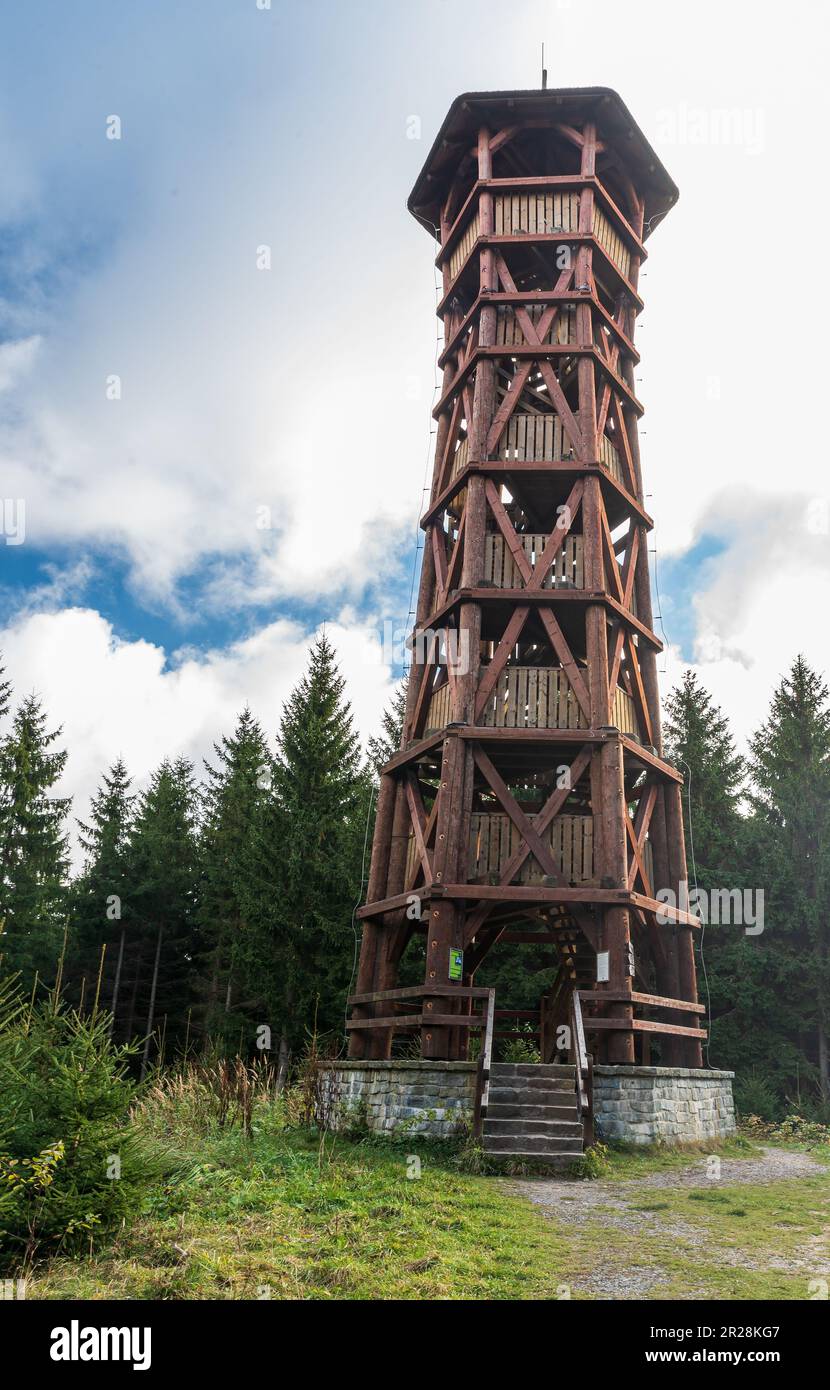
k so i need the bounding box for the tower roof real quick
[408,87,678,238]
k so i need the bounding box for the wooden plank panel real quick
[516,413,527,460]
[528,666,538,728]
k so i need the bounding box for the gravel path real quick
[509,1147,830,1299]
[513,1145,823,1213]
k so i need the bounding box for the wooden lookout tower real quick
[348,88,705,1121]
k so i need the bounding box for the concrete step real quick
[481,1149,578,1167]
[483,1117,583,1138]
[489,1071,575,1090]
[483,1133,583,1154]
[488,1081,576,1103]
[489,1063,576,1078]
[487,1101,579,1121]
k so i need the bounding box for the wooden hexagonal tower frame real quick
[348,88,704,1075]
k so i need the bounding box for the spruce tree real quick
[241,635,366,1078]
[748,656,830,1103]
[663,671,759,1077]
[0,656,10,727]
[70,759,136,1022]
[663,670,746,887]
[198,708,271,1048]
[367,680,407,774]
[128,758,200,1074]
[0,695,70,987]
[0,656,11,962]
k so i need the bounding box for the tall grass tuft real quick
[134,1054,282,1142]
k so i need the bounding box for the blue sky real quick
[1,0,828,839]
[0,1,438,656]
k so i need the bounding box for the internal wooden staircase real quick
[482,1061,585,1163]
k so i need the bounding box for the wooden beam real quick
[579,989,706,1015]
[345,1014,485,1031]
[584,1018,707,1040]
[349,984,491,1005]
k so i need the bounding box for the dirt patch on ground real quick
[509,1147,830,1299]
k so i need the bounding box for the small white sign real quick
[596,950,610,983]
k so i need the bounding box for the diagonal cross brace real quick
[463,743,594,946]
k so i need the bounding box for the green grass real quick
[599,1134,756,1179]
[596,1172,830,1299]
[27,1128,574,1301]
[22,1112,830,1302]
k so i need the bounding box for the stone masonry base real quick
[318,1060,477,1138]
[593,1066,736,1145]
[317,1060,736,1145]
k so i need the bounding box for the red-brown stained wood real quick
[348,88,698,1068]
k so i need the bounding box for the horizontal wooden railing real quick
[448,211,480,281]
[498,412,571,462]
[451,435,469,479]
[491,413,624,486]
[346,984,496,1138]
[494,191,580,236]
[470,811,595,885]
[448,418,623,488]
[492,193,630,279]
[598,431,625,486]
[407,809,653,890]
[425,680,452,732]
[480,665,588,731]
[495,303,577,347]
[425,667,638,737]
[484,531,584,589]
[346,983,493,1034]
[611,683,638,736]
[577,989,708,1046]
[591,205,631,278]
[443,191,632,303]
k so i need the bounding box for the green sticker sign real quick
[449,948,463,981]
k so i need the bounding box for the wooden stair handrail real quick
[570,989,591,1125]
[473,989,496,1141]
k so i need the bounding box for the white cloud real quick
[0,606,396,866]
[0,336,41,393]
[0,11,434,612]
[0,558,94,621]
[4,1,822,624]
[660,487,830,748]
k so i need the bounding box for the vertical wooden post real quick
[368,781,411,1059]
[422,730,466,1058]
[349,771,397,1057]
[600,737,635,1063]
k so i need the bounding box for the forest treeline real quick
[0,637,392,1082]
[0,639,829,1116]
